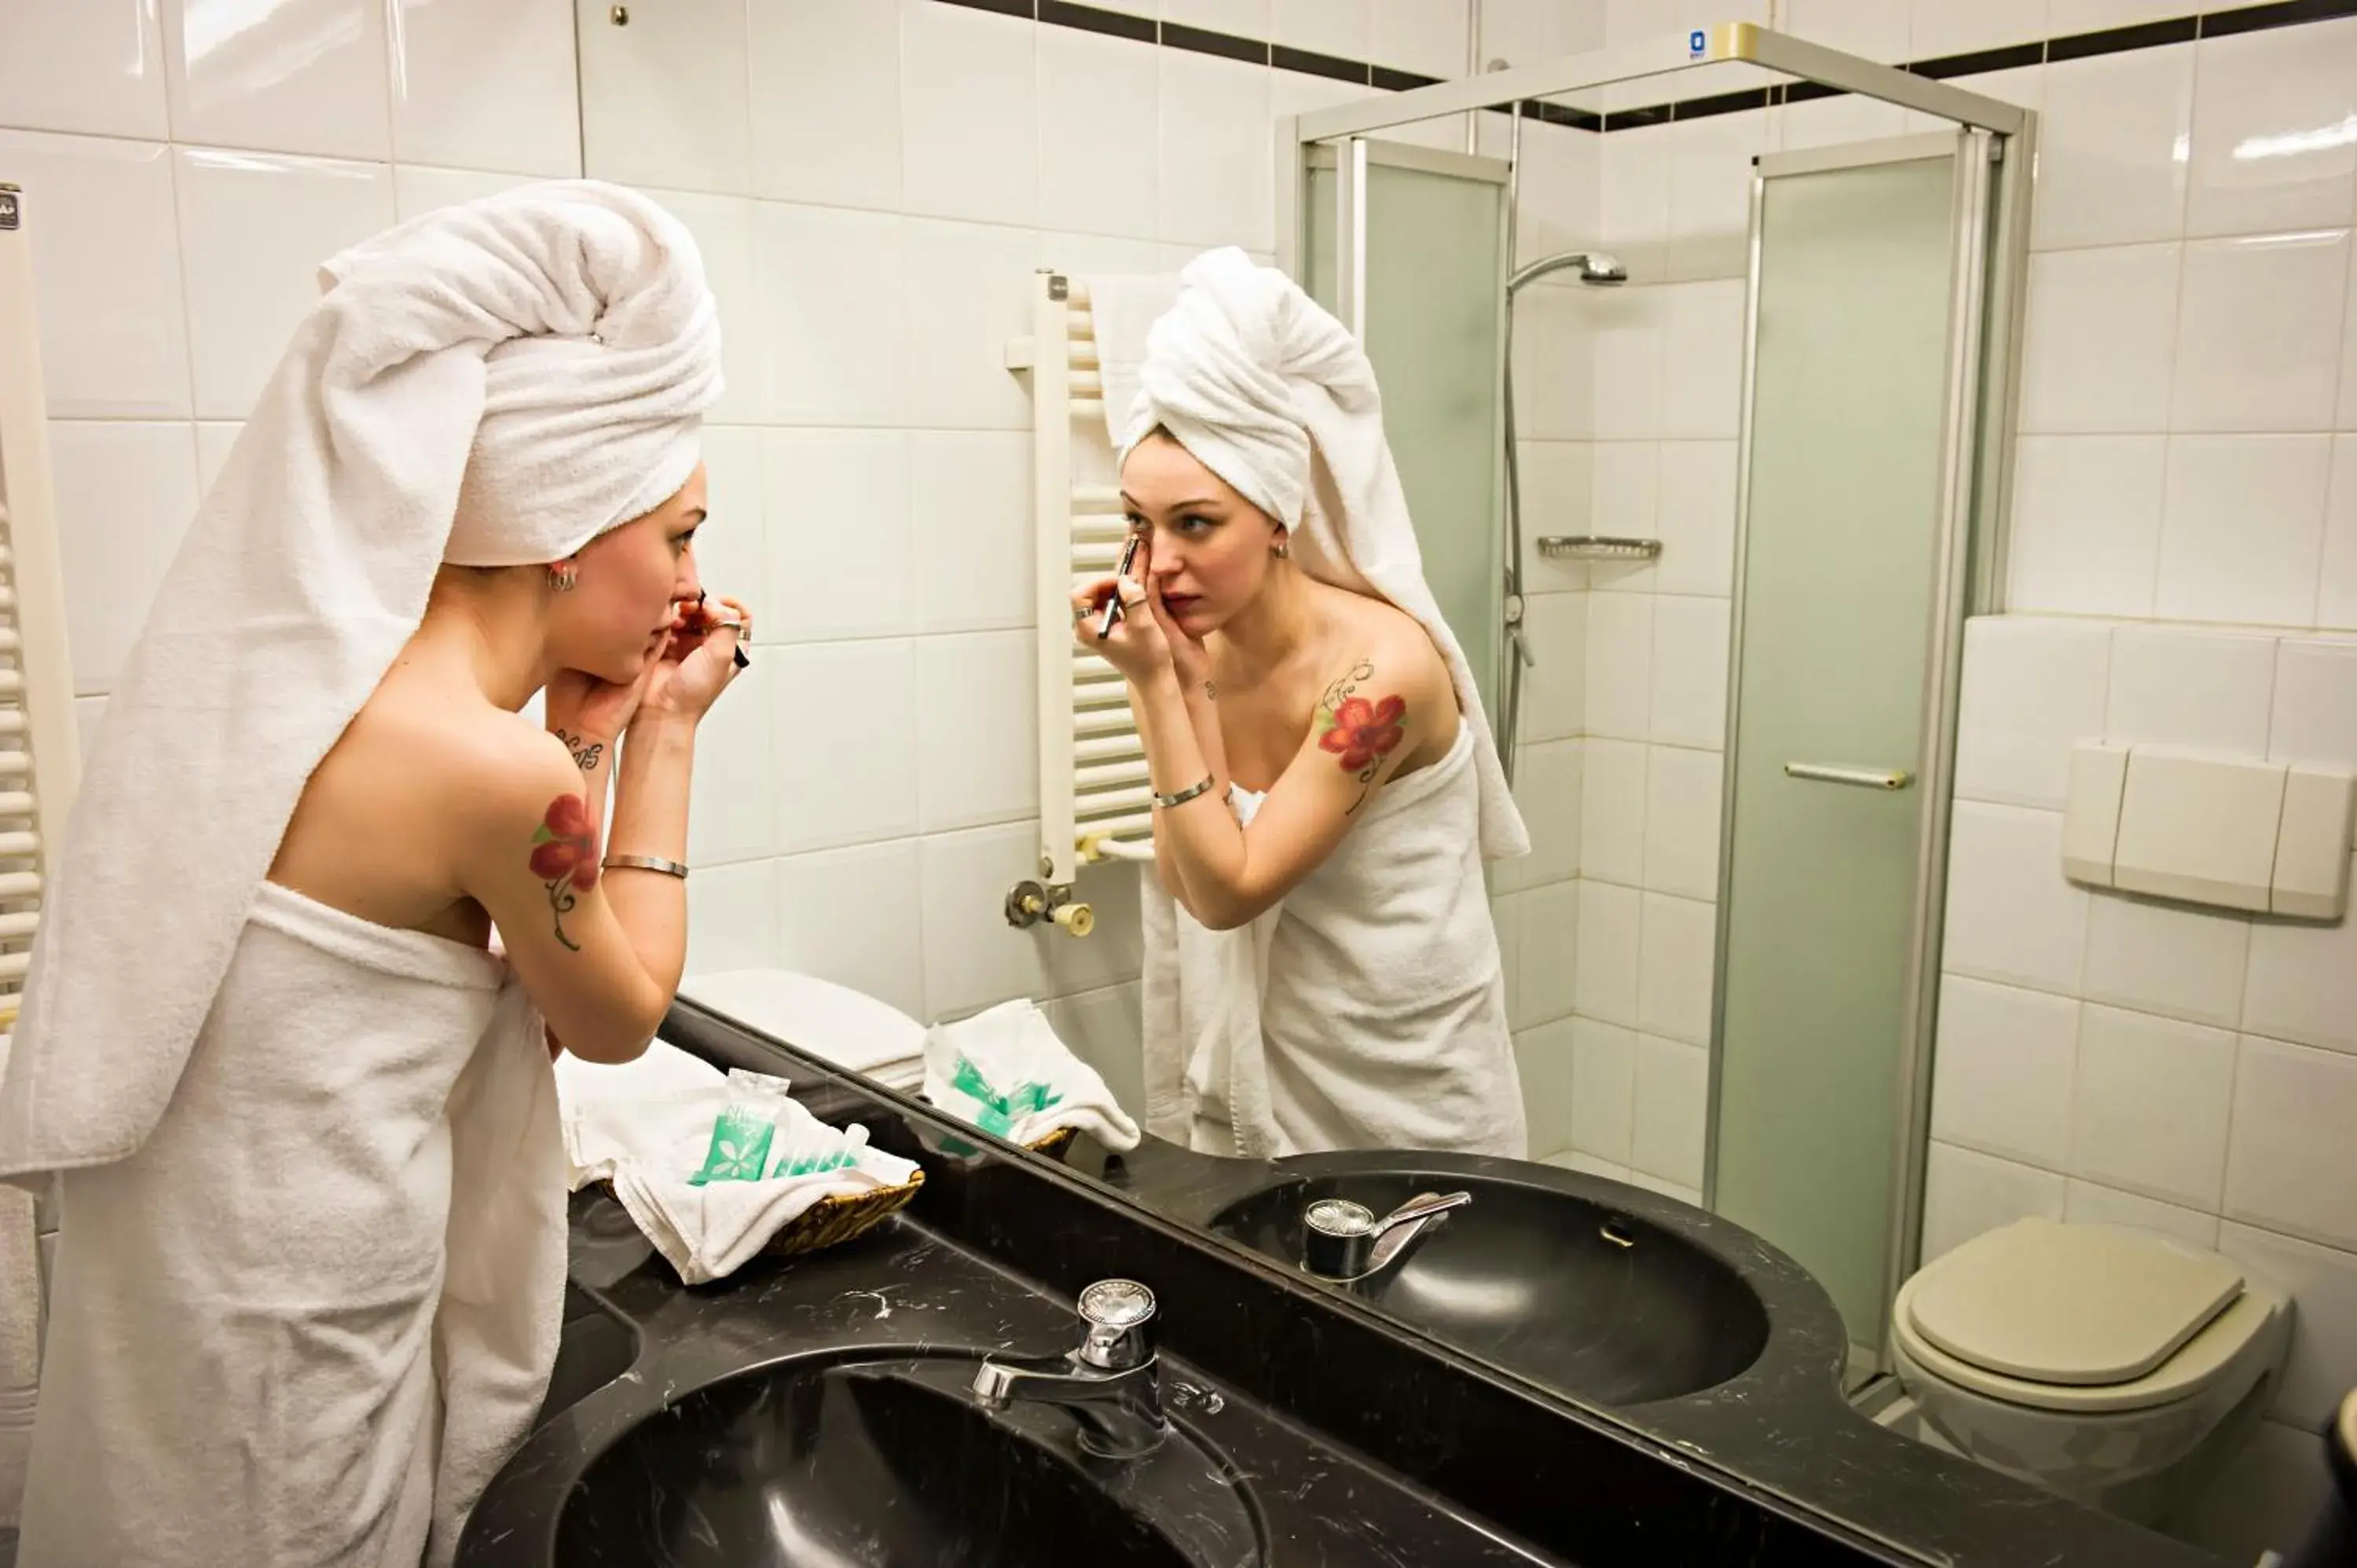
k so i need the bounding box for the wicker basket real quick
[602,1168,926,1264]
[1026,1127,1077,1160]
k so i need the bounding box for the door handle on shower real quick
[1783,762,1915,790]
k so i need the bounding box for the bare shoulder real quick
[1319,590,1455,713]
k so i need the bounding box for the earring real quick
[548,560,578,594]
[1272,537,1291,560]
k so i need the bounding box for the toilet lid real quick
[680,969,926,1075]
[1907,1219,2244,1386]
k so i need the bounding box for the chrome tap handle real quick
[1076,1279,1157,1372]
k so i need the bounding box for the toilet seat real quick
[1893,1219,2286,1415]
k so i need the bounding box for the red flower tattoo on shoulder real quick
[529,793,599,951]
[1314,661,1407,814]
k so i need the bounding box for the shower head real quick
[1506,251,1629,293]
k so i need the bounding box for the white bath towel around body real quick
[1120,248,1528,1160]
[0,180,721,1566]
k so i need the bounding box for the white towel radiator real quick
[1003,269,1153,938]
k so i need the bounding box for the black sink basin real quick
[552,1354,1265,1568]
[1210,1165,1771,1406]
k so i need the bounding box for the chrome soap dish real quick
[1537,536,1662,561]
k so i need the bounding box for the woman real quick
[0,183,738,1566]
[1078,248,1530,1162]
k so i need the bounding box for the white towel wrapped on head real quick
[557,1041,920,1286]
[1120,247,1526,860]
[922,999,1142,1152]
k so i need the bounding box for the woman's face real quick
[552,462,708,683]
[1120,434,1283,640]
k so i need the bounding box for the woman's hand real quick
[634,593,752,727]
[1146,577,1213,700]
[1070,573,1175,687]
[544,664,648,757]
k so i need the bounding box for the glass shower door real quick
[1709,134,1983,1366]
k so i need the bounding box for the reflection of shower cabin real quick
[1001,269,1157,939]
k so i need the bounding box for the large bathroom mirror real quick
[618,15,2311,1563]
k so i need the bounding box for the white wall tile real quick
[912,430,1033,635]
[1954,616,2112,810]
[2327,436,2357,629]
[2030,42,2193,250]
[1637,892,1714,1046]
[2083,892,2251,1028]
[163,0,389,159]
[1659,280,1744,440]
[1580,738,1648,887]
[1943,803,2089,994]
[1569,1016,1637,1163]
[1780,0,1909,60]
[1042,979,1148,1116]
[1909,0,2046,57]
[1165,0,1273,35]
[774,839,929,1024]
[2064,1178,2221,1249]
[1518,441,1593,591]
[1575,877,1642,1027]
[1039,24,1160,241]
[2069,1005,2236,1209]
[1494,889,1524,1026]
[49,420,200,696]
[1922,1141,2067,1264]
[1274,0,1371,58]
[0,0,170,138]
[1512,283,1596,441]
[772,639,920,852]
[2018,242,2181,434]
[915,630,1038,833]
[1630,1034,1707,1188]
[691,425,765,615]
[762,429,914,643]
[1643,746,1722,900]
[1932,976,2078,1168]
[1666,108,1769,284]
[2105,624,2277,753]
[2004,435,2166,617]
[2244,891,2357,1057]
[1516,876,1581,1027]
[1508,738,1584,888]
[192,421,240,495]
[576,0,750,195]
[2225,1036,2357,1251]
[1651,441,1736,599]
[2159,434,2329,622]
[0,132,190,419]
[1587,442,1659,589]
[1587,287,1666,441]
[748,0,901,211]
[1622,1168,1704,1207]
[2183,17,2357,240]
[684,860,783,976]
[1520,592,1587,742]
[1773,90,1908,154]
[753,203,907,424]
[392,165,537,222]
[2047,0,2198,30]
[1583,592,1653,740]
[391,0,579,177]
[2157,435,2333,627]
[921,820,1143,1017]
[1648,595,1728,750]
[2271,638,2357,770]
[1596,123,1671,283]
[1372,0,1468,76]
[2216,1222,2357,1431]
[687,661,778,866]
[2342,249,2357,432]
[174,147,394,419]
[900,0,1038,226]
[1515,1017,1578,1157]
[900,217,1039,430]
[2171,231,2350,436]
[651,189,766,424]
[1158,51,1273,252]
[1511,120,1598,269]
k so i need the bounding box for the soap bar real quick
[2271,766,2356,920]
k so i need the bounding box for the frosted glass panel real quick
[1711,147,1961,1357]
[1303,151,1504,713]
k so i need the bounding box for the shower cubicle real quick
[1276,24,2036,1379]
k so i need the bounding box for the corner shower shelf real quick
[1536,535,1662,561]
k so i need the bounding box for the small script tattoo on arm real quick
[1202,680,1217,702]
[528,793,600,951]
[1314,659,1407,815]
[554,727,604,773]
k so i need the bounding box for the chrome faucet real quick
[971,1278,1169,1458]
[1301,1190,1472,1282]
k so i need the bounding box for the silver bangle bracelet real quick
[602,853,689,880]
[1153,776,1217,810]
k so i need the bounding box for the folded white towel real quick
[1120,247,1527,861]
[1079,272,1181,452]
[556,1041,919,1285]
[0,180,724,1181]
[922,999,1142,1152]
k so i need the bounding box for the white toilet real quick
[1890,1217,2292,1526]
[679,969,929,1091]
